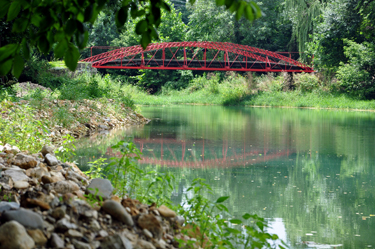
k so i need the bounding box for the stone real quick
[157,205,176,218]
[41,175,56,184]
[0,221,35,249]
[65,229,83,238]
[24,198,51,210]
[32,166,50,179]
[12,153,38,169]
[83,209,98,219]
[3,169,29,182]
[67,170,88,183]
[72,239,92,249]
[102,200,134,226]
[86,178,114,200]
[98,230,109,238]
[111,195,122,203]
[3,144,20,154]
[174,216,185,226]
[134,239,156,249]
[100,234,133,249]
[153,239,167,249]
[0,201,20,213]
[14,180,29,189]
[51,206,66,219]
[138,214,162,240]
[45,153,58,166]
[41,145,54,156]
[53,180,80,194]
[0,175,13,190]
[98,124,109,130]
[27,229,47,246]
[89,219,101,231]
[50,171,65,182]
[143,229,153,239]
[1,208,44,230]
[56,218,78,232]
[50,233,65,248]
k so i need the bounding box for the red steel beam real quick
[82,42,314,73]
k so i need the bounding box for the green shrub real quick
[295,73,321,92]
[0,101,52,153]
[336,40,375,99]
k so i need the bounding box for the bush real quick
[336,40,375,99]
[294,73,321,92]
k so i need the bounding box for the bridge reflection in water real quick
[107,136,292,168]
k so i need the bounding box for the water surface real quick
[74,106,375,248]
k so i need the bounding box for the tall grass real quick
[129,72,375,110]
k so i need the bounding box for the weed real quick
[84,141,284,248]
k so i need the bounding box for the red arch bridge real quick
[82,42,314,73]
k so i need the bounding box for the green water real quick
[74,106,375,248]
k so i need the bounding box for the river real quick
[74,106,375,248]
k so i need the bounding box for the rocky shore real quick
[0,144,193,249]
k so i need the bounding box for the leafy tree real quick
[307,0,362,70]
[357,0,375,41]
[0,0,262,78]
[186,0,237,42]
[112,2,187,46]
[284,0,322,55]
[336,39,375,99]
[237,0,293,51]
[88,12,119,47]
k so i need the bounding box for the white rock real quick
[45,153,58,166]
[13,181,29,189]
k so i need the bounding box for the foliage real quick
[306,0,362,70]
[0,0,261,77]
[294,73,321,93]
[284,0,322,55]
[186,0,235,42]
[336,40,375,99]
[88,12,119,47]
[237,1,293,51]
[176,178,283,248]
[84,141,283,248]
[0,100,51,153]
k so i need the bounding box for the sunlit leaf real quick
[229,219,242,224]
[7,1,21,21]
[216,196,229,203]
[64,43,80,71]
[242,213,252,220]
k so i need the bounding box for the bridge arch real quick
[82,42,314,73]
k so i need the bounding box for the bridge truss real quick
[82,42,314,73]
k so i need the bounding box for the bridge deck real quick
[98,59,307,72]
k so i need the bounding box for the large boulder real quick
[1,208,44,230]
[0,221,35,249]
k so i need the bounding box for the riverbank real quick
[0,81,279,248]
[122,73,375,111]
[133,91,375,111]
[0,82,149,153]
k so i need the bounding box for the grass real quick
[49,61,67,68]
[127,72,375,111]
